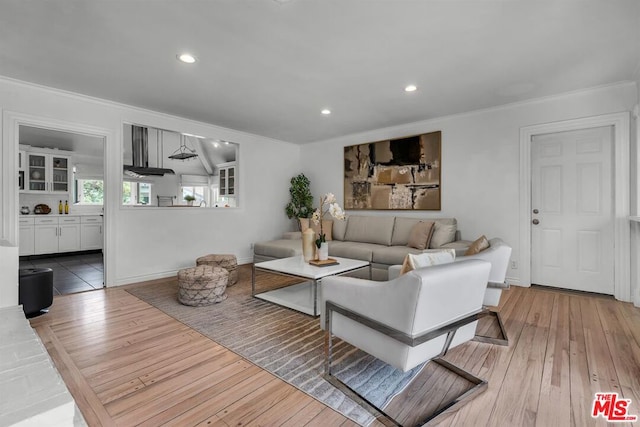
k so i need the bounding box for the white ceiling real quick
[1,1,639,144]
[19,125,104,156]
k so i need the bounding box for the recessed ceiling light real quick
[405,85,417,92]
[213,142,220,148]
[177,53,197,64]
[321,109,331,115]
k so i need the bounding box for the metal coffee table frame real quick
[252,256,371,316]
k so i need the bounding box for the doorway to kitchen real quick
[18,124,106,295]
[19,252,103,295]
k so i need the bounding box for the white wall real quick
[632,69,640,306]
[1,77,300,293]
[300,82,638,287]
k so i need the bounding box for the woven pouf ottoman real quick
[196,254,238,286]
[177,265,228,306]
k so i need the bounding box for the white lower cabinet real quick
[34,217,59,254]
[58,217,81,252]
[19,217,35,256]
[20,215,101,256]
[33,216,80,255]
[80,216,103,250]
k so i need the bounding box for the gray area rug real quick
[126,273,424,425]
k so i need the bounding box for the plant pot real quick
[318,242,329,261]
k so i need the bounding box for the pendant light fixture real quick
[168,134,199,160]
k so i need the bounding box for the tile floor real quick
[19,252,104,296]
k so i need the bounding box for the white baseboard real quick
[506,276,526,287]
[112,257,254,287]
[112,270,178,287]
[238,256,253,265]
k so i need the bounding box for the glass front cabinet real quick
[25,152,71,193]
[218,162,236,197]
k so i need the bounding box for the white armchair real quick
[321,259,491,424]
[456,238,512,345]
[388,238,512,346]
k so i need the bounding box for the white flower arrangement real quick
[312,192,346,248]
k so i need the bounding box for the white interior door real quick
[531,126,614,294]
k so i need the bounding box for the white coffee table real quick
[252,256,371,316]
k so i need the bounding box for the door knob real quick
[533,209,539,214]
[532,219,540,225]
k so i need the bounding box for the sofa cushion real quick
[372,245,423,266]
[464,235,490,255]
[392,217,457,246]
[391,217,422,246]
[300,218,333,241]
[344,215,395,246]
[328,241,385,262]
[407,221,435,250]
[254,239,302,259]
[430,219,458,248]
[332,216,348,241]
[399,249,456,275]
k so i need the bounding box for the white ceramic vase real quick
[318,242,329,261]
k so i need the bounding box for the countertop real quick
[19,213,103,217]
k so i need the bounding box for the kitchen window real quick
[123,181,152,205]
[181,185,207,205]
[75,179,104,205]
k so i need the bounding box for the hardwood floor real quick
[29,269,640,426]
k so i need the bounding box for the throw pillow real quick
[300,217,333,241]
[406,221,435,250]
[464,235,490,256]
[399,249,456,275]
[430,221,457,248]
[332,216,348,241]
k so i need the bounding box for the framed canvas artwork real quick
[343,131,441,210]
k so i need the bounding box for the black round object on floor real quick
[19,268,53,317]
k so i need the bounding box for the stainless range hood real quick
[123,126,175,177]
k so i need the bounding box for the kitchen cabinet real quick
[20,215,101,256]
[25,152,71,194]
[218,162,236,197]
[58,217,81,252]
[34,216,80,254]
[80,216,103,250]
[18,217,34,256]
[34,218,59,254]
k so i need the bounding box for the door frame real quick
[2,110,116,288]
[519,112,630,301]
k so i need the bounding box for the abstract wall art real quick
[343,131,441,210]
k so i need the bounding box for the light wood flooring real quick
[29,266,640,426]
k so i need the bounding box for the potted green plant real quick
[184,194,196,206]
[285,173,314,230]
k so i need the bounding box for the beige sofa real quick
[253,216,471,280]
